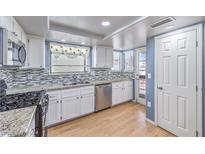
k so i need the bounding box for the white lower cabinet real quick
[122,81,133,102]
[61,97,81,121]
[46,86,95,126]
[46,99,61,126]
[112,80,133,106]
[112,87,123,105]
[80,94,95,115]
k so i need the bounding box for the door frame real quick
[135,47,146,105]
[154,24,203,136]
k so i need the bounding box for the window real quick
[124,50,134,72]
[112,51,122,71]
[136,47,146,99]
[50,42,91,73]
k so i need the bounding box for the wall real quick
[146,37,155,121]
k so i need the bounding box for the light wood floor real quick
[48,102,175,137]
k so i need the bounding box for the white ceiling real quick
[15,16,48,36]
[15,16,205,50]
[49,16,141,37]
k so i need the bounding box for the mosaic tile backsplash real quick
[0,67,134,88]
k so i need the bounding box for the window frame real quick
[112,50,123,72]
[123,49,134,72]
[48,41,92,74]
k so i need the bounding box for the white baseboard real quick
[146,118,156,126]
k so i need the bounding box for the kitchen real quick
[0,16,204,138]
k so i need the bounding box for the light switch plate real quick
[147,101,151,107]
[148,73,151,79]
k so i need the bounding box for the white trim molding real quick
[146,118,157,126]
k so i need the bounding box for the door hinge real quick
[196,130,199,137]
[196,41,198,47]
[196,85,198,92]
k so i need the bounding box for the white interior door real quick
[156,30,197,136]
[135,48,146,105]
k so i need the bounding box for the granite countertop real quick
[0,106,36,137]
[6,78,134,95]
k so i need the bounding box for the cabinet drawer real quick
[80,86,94,95]
[112,82,123,89]
[124,80,133,87]
[47,91,60,101]
[62,88,80,98]
[81,93,95,98]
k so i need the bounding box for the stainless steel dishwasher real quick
[95,83,112,111]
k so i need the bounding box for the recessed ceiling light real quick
[61,39,66,42]
[101,21,110,26]
[81,42,85,45]
[165,25,174,29]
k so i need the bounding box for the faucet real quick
[72,74,78,83]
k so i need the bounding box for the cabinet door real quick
[96,47,106,67]
[123,86,133,101]
[61,97,81,121]
[112,87,123,105]
[0,16,13,31]
[105,47,113,68]
[21,32,27,46]
[80,94,95,115]
[46,99,61,126]
[123,81,133,101]
[13,19,22,40]
[28,36,45,68]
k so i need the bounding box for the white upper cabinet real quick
[96,46,106,67]
[27,35,45,68]
[0,16,27,45]
[105,47,113,68]
[13,19,22,40]
[92,45,113,68]
[0,16,13,32]
[21,31,27,47]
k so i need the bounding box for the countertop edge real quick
[6,78,135,94]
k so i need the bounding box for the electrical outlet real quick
[148,73,151,79]
[147,101,151,107]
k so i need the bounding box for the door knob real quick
[157,86,163,90]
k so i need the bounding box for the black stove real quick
[0,80,49,137]
[0,91,44,112]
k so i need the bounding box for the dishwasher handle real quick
[96,84,112,89]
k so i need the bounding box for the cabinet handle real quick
[81,96,83,98]
[57,101,59,103]
[76,97,79,99]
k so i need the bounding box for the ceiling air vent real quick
[150,17,175,28]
